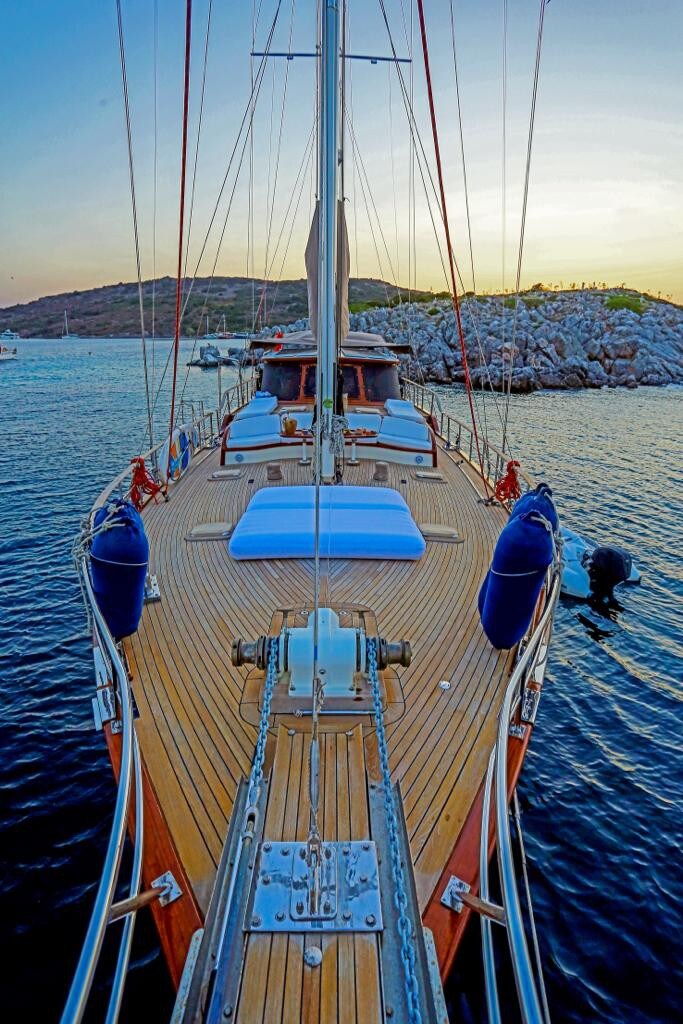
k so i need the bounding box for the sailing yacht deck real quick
[123,436,512,922]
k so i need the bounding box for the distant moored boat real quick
[61,310,79,339]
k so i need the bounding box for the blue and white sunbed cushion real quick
[227,413,282,447]
[235,394,278,419]
[229,485,425,560]
[248,485,410,512]
[378,416,432,451]
[346,412,382,433]
[384,399,424,422]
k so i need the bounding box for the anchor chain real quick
[367,639,422,1024]
[246,638,278,813]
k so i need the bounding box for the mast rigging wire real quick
[115,0,154,454]
[166,0,193,480]
[448,0,476,295]
[151,0,158,431]
[147,3,283,425]
[262,2,297,324]
[502,0,550,455]
[375,0,498,436]
[415,0,489,493]
[448,0,490,443]
[181,0,214,295]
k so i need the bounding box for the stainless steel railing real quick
[401,377,535,501]
[219,376,256,421]
[92,408,219,512]
[65,406,221,1020]
[480,570,560,1024]
[61,562,141,1024]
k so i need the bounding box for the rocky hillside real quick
[267,288,683,391]
[0,276,432,339]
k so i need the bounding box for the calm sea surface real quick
[1,338,681,1022]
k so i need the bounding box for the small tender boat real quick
[561,525,641,599]
[0,343,18,361]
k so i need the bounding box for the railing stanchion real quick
[60,568,136,1024]
[492,574,560,1024]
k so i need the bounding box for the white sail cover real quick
[304,200,350,343]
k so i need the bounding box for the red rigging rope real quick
[129,457,163,511]
[415,0,489,496]
[494,459,522,504]
[167,0,193,484]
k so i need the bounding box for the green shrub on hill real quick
[605,294,647,314]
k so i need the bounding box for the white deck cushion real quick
[377,416,432,451]
[235,395,278,419]
[384,399,424,422]
[227,413,282,448]
[346,412,382,433]
[229,486,425,560]
[248,485,410,512]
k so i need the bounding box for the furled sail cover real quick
[304,200,350,342]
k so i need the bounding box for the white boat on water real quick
[1,328,19,342]
[61,310,79,339]
[63,3,564,1022]
[0,344,18,361]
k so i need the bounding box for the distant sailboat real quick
[202,314,219,340]
[61,310,79,339]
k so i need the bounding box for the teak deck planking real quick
[123,440,512,927]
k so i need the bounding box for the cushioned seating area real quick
[229,486,425,560]
[346,412,382,433]
[227,413,282,448]
[281,411,314,430]
[377,415,432,450]
[234,394,278,419]
[384,398,424,422]
[248,485,410,512]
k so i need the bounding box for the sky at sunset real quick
[1,0,681,308]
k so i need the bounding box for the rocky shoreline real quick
[262,289,683,392]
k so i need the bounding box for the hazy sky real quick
[1,0,681,307]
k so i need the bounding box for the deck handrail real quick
[401,377,535,498]
[480,569,560,1024]
[64,406,224,1020]
[61,562,141,1024]
[219,376,256,421]
[93,408,219,511]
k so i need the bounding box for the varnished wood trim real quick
[104,724,204,989]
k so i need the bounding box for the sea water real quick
[0,339,681,1021]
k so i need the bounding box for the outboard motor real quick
[588,546,633,598]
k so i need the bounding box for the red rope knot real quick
[129,456,162,511]
[494,459,522,504]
